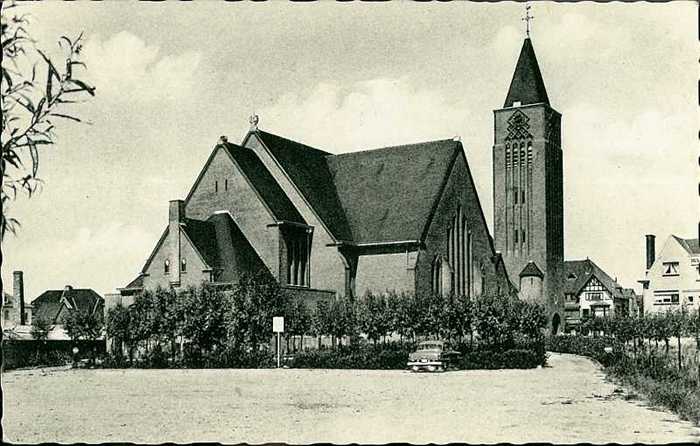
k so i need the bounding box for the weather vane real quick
[522,3,534,38]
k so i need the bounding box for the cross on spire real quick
[522,3,534,38]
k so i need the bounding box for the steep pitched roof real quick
[222,142,305,224]
[519,261,544,278]
[562,259,622,299]
[327,139,460,244]
[33,288,104,324]
[122,274,144,290]
[672,235,700,255]
[182,218,220,269]
[255,131,352,241]
[504,38,550,108]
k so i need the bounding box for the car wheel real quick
[411,365,419,373]
[427,365,436,372]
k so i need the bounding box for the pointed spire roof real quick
[504,38,549,108]
[519,261,544,278]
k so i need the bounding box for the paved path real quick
[2,353,699,443]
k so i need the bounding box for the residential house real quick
[562,259,634,331]
[639,233,700,314]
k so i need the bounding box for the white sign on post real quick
[273,316,284,333]
[273,316,284,369]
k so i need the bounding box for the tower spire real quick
[503,37,549,108]
[522,3,534,38]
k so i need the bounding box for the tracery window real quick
[447,207,473,297]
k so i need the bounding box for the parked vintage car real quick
[407,340,461,372]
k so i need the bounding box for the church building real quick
[120,34,607,334]
[121,120,513,304]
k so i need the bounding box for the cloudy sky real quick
[2,2,697,301]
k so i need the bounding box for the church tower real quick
[493,37,564,328]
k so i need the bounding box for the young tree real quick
[30,315,51,341]
[1,1,95,238]
[356,292,389,345]
[64,308,103,341]
[309,299,330,349]
[106,303,131,361]
[667,309,688,370]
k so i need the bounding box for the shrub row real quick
[459,348,546,370]
[2,340,105,370]
[106,274,548,368]
[288,344,412,370]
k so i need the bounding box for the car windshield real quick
[418,343,442,351]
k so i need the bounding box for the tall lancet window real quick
[446,207,473,297]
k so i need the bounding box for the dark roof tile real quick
[255,131,352,240]
[327,139,459,244]
[223,142,305,224]
[504,38,550,108]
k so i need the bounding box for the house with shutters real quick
[120,120,514,304]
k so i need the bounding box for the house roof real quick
[182,218,220,269]
[33,288,104,324]
[562,259,623,299]
[327,139,460,244]
[255,131,352,240]
[504,38,550,108]
[222,142,305,224]
[673,235,700,255]
[122,274,144,290]
[519,261,544,278]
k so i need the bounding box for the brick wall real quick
[417,150,501,298]
[186,146,281,279]
[245,134,346,295]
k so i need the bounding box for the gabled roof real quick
[222,142,305,224]
[182,218,219,269]
[255,131,352,240]
[672,235,700,255]
[562,259,622,299]
[122,274,144,290]
[136,213,268,284]
[504,38,550,108]
[33,288,104,324]
[327,139,461,244]
[519,261,544,278]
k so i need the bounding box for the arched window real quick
[164,259,170,275]
[432,256,442,295]
[446,207,473,297]
[181,258,187,273]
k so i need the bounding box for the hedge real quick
[2,340,106,370]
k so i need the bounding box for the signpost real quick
[273,316,284,368]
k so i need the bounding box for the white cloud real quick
[83,31,201,102]
[259,77,472,153]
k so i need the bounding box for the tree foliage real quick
[30,315,51,341]
[63,307,103,341]
[1,1,95,238]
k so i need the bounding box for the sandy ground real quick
[2,352,699,444]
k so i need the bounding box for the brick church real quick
[121,36,568,332]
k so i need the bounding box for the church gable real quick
[142,225,212,290]
[417,149,499,298]
[184,145,282,277]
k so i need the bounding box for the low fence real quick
[2,339,106,371]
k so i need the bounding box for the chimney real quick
[169,200,185,285]
[12,271,25,325]
[645,234,656,270]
